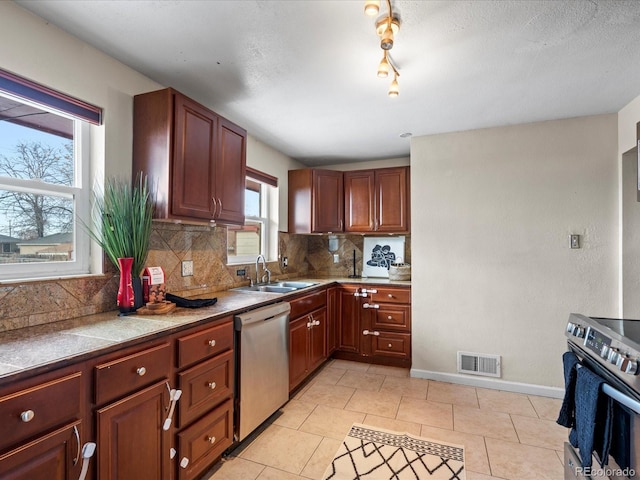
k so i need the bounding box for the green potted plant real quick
[84,174,154,314]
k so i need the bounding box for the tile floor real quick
[203,360,568,480]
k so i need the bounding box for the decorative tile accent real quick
[0,221,410,332]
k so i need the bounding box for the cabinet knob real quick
[20,409,35,422]
[136,367,146,376]
[207,436,216,444]
[207,381,217,390]
[180,457,189,469]
[208,339,216,347]
[388,294,393,298]
[387,315,393,320]
[388,343,393,348]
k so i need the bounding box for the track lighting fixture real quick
[364,0,401,97]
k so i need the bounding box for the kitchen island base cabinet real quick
[0,421,82,480]
[96,380,171,480]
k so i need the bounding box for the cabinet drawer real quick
[371,306,411,332]
[178,350,234,428]
[370,287,411,304]
[177,319,233,368]
[95,342,171,406]
[370,332,411,359]
[177,398,233,480]
[290,290,326,319]
[0,372,82,452]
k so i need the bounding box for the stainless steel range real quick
[564,313,640,480]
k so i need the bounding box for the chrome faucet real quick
[255,254,271,285]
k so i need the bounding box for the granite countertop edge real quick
[0,277,411,383]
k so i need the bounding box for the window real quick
[227,168,278,264]
[0,68,101,281]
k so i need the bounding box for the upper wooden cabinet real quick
[288,169,344,233]
[133,88,246,225]
[344,166,410,233]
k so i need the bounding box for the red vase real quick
[117,257,136,315]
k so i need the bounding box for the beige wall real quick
[325,156,410,171]
[410,114,619,389]
[246,136,304,235]
[619,93,640,155]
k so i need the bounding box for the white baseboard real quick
[410,368,564,399]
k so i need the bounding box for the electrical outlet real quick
[333,254,339,263]
[236,268,246,277]
[181,260,194,277]
[282,257,288,267]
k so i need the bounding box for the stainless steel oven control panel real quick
[566,314,640,394]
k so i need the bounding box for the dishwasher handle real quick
[234,302,291,330]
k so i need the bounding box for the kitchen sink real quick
[230,281,318,294]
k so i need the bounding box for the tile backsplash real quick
[0,222,410,332]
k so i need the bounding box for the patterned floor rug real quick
[322,424,465,480]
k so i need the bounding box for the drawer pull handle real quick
[208,339,216,347]
[207,436,216,444]
[208,381,217,390]
[363,303,379,309]
[20,410,34,422]
[180,457,189,469]
[363,330,380,336]
[136,367,146,376]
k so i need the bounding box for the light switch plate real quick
[570,234,580,249]
[181,260,194,276]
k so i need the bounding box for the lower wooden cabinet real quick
[289,305,327,392]
[335,285,411,367]
[0,421,82,480]
[177,398,233,480]
[96,380,171,480]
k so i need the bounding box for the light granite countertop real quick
[0,277,410,383]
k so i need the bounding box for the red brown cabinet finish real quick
[133,88,246,225]
[344,166,410,233]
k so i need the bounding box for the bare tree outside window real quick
[0,141,73,239]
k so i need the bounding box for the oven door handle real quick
[602,383,640,414]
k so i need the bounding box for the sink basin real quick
[232,285,297,294]
[230,281,318,294]
[272,281,317,289]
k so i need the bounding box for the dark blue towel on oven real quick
[568,366,613,469]
[557,351,580,428]
[609,402,631,470]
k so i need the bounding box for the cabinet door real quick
[338,288,361,353]
[326,287,339,355]
[97,381,170,480]
[0,421,82,480]
[312,170,343,232]
[215,117,246,224]
[376,167,409,232]
[172,93,217,220]
[309,308,327,371]
[289,316,310,391]
[344,170,375,232]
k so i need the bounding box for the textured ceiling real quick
[14,0,640,166]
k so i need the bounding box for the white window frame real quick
[0,93,91,282]
[227,180,276,265]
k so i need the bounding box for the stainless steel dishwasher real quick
[234,301,291,442]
